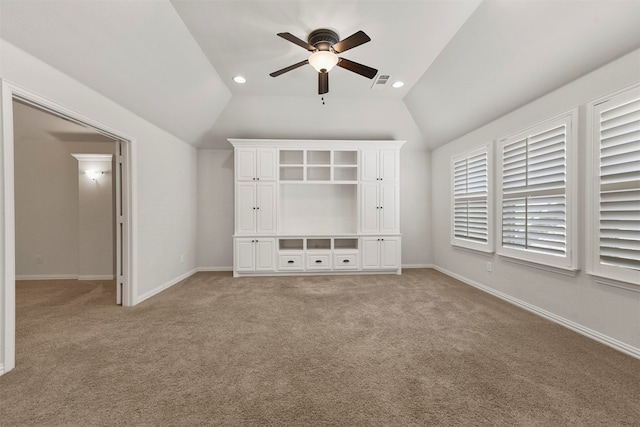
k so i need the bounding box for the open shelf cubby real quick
[307,239,331,250]
[307,166,331,181]
[279,238,304,250]
[334,150,357,165]
[334,238,358,250]
[279,166,303,181]
[307,150,331,165]
[333,166,357,182]
[280,150,303,165]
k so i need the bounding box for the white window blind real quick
[498,112,576,270]
[589,86,640,284]
[452,145,492,252]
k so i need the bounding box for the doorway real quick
[1,81,133,374]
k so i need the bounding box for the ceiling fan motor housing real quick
[308,29,339,51]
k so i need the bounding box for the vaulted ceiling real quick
[1,1,639,151]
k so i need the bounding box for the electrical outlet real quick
[180,254,185,264]
[36,255,43,264]
[486,262,492,272]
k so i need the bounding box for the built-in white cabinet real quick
[229,139,405,277]
[361,237,401,270]
[236,147,277,181]
[360,182,398,234]
[361,149,398,182]
[234,238,276,273]
[235,182,276,234]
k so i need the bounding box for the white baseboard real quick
[196,266,233,272]
[135,269,198,305]
[402,264,434,269]
[432,265,640,360]
[78,275,114,281]
[16,274,79,281]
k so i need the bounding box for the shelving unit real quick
[229,139,405,277]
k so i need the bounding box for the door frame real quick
[1,79,135,375]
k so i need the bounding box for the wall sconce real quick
[86,170,104,181]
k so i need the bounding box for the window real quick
[587,85,640,285]
[451,144,493,252]
[497,110,577,270]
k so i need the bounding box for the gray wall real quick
[430,49,640,351]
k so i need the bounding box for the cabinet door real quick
[360,150,379,181]
[379,182,398,233]
[234,238,255,271]
[380,238,400,269]
[379,150,398,181]
[361,238,381,269]
[256,148,277,181]
[236,148,257,181]
[236,183,256,234]
[256,182,276,234]
[255,239,275,271]
[360,182,379,233]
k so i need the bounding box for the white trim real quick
[78,275,114,281]
[196,266,233,272]
[496,108,579,271]
[585,83,640,285]
[402,263,434,269]
[0,363,4,376]
[1,79,136,376]
[499,254,578,277]
[432,265,640,359]
[135,269,198,305]
[16,274,79,281]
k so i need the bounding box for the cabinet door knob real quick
[256,207,260,210]
[257,177,260,180]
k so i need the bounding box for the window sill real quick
[590,274,640,293]
[451,243,494,257]
[499,254,578,277]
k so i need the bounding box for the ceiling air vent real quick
[371,74,391,89]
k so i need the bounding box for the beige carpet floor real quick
[1,269,639,426]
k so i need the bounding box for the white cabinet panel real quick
[257,149,277,181]
[255,239,275,271]
[236,183,256,234]
[360,182,398,234]
[234,238,275,273]
[236,182,276,235]
[380,150,398,181]
[361,150,379,181]
[235,238,255,272]
[256,183,276,234]
[361,237,401,270]
[379,183,398,233]
[236,147,276,181]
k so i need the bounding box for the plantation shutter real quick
[597,93,640,271]
[501,121,567,257]
[453,150,488,243]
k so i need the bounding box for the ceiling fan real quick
[269,28,378,95]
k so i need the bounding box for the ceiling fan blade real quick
[336,58,378,79]
[319,71,329,95]
[332,30,371,54]
[277,32,316,51]
[270,59,309,77]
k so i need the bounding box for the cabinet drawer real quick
[278,253,303,270]
[334,253,359,270]
[306,253,331,270]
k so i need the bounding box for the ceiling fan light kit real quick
[270,28,378,95]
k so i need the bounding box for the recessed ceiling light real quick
[392,81,404,88]
[233,76,246,84]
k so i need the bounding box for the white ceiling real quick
[1,0,639,151]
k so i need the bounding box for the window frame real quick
[450,143,494,253]
[586,84,640,286]
[496,109,578,271]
